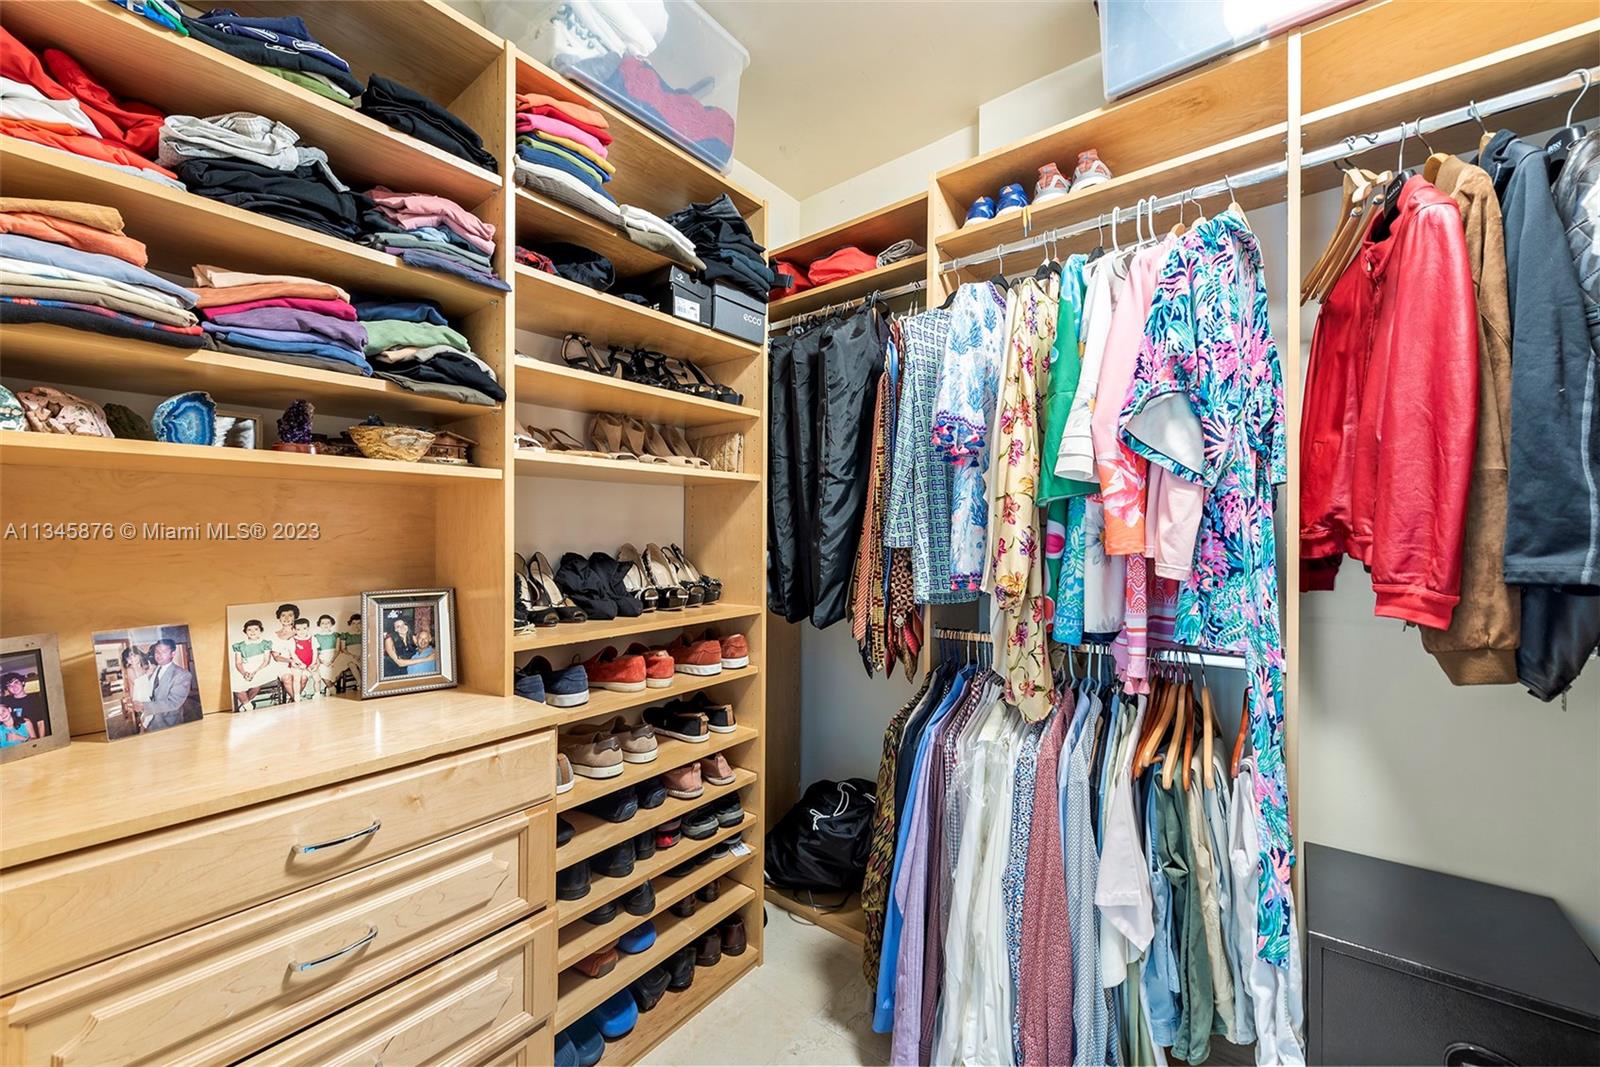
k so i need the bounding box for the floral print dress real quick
[1118,209,1293,968]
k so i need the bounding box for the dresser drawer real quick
[0,805,551,1067]
[242,914,556,1067]
[1,732,554,994]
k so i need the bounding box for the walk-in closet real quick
[0,1,1595,1065]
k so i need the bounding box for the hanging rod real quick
[934,627,1247,670]
[933,626,991,643]
[946,64,1598,274]
[769,278,928,332]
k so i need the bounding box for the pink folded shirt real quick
[515,112,607,158]
[202,296,358,321]
[367,186,498,256]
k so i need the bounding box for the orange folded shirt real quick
[0,118,180,179]
[0,212,149,267]
[0,197,125,234]
[191,281,351,308]
[515,92,608,130]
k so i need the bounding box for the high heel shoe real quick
[588,412,638,461]
[663,357,742,406]
[616,542,660,613]
[644,422,699,466]
[647,542,705,607]
[562,334,617,377]
[668,543,722,603]
[523,425,608,458]
[623,417,661,463]
[662,425,710,468]
[638,543,690,610]
[530,552,588,623]
[514,552,559,628]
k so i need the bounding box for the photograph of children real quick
[93,625,204,740]
[0,649,49,746]
[226,596,361,712]
[379,604,440,679]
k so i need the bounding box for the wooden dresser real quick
[0,694,562,1066]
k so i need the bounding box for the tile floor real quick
[641,905,889,1066]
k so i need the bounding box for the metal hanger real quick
[1547,68,1592,160]
[1467,99,1487,135]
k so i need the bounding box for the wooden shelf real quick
[514,359,758,428]
[514,267,761,367]
[557,815,754,944]
[770,190,928,265]
[514,450,757,485]
[0,691,563,869]
[0,324,495,422]
[936,124,1288,261]
[512,602,762,654]
[558,768,756,868]
[514,188,677,279]
[514,668,760,732]
[514,52,764,220]
[767,886,867,948]
[0,140,498,319]
[2,0,501,208]
[558,726,758,813]
[595,943,757,1065]
[768,254,927,321]
[555,881,754,1029]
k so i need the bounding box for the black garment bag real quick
[765,778,877,892]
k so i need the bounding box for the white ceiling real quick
[700,1,1102,199]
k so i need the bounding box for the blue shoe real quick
[512,666,545,703]
[963,196,996,226]
[618,919,657,954]
[520,655,588,707]
[996,182,1030,216]
[554,1026,580,1067]
[592,989,639,1040]
[563,1017,604,1066]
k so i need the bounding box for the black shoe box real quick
[623,266,711,326]
[708,281,767,343]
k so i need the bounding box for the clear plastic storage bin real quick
[487,0,748,174]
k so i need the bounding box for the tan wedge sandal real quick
[587,412,638,461]
[663,425,711,468]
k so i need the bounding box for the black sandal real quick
[562,334,617,377]
[514,552,560,627]
[669,543,722,603]
[530,551,588,623]
[682,359,743,406]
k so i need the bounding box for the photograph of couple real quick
[380,605,441,680]
[0,650,50,747]
[227,596,362,713]
[93,625,204,740]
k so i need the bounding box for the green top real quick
[342,631,362,649]
[232,639,272,657]
[313,632,339,651]
[362,319,470,358]
[1037,254,1099,505]
[263,66,355,106]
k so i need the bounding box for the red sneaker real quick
[626,642,675,688]
[663,634,722,676]
[582,646,647,692]
[702,630,749,669]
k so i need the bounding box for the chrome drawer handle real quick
[293,818,381,855]
[291,926,378,972]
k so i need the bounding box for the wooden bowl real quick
[347,425,436,463]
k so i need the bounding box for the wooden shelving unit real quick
[512,669,761,732]
[514,187,678,279]
[596,948,758,1065]
[512,602,764,653]
[514,359,758,429]
[514,450,760,485]
[767,190,929,320]
[557,769,756,868]
[557,726,759,813]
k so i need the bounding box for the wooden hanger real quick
[1161,678,1189,790]
[1223,173,1247,227]
[1300,163,1364,303]
[1198,667,1217,791]
[1135,670,1177,776]
[1308,167,1391,302]
[1181,684,1197,792]
[1229,687,1250,778]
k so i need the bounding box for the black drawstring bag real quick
[764,778,876,892]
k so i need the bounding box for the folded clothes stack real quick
[361,186,509,291]
[619,204,704,271]
[604,54,735,172]
[192,265,370,375]
[529,242,616,292]
[0,27,178,187]
[513,92,623,228]
[806,246,877,286]
[356,299,505,405]
[665,194,773,301]
[0,212,202,347]
[159,112,363,240]
[360,73,497,173]
[179,9,364,108]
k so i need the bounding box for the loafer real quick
[964,195,996,225]
[719,916,747,956]
[656,819,682,849]
[557,860,590,901]
[637,779,668,808]
[664,634,721,675]
[670,895,697,919]
[555,1025,580,1067]
[618,919,657,954]
[592,988,638,1039]
[662,762,704,800]
[700,630,749,669]
[996,182,1030,216]
[645,703,709,743]
[607,715,658,763]
[514,668,546,703]
[519,655,589,707]
[579,786,638,824]
[555,754,574,795]
[584,899,618,925]
[666,944,697,991]
[621,879,655,916]
[583,646,648,692]
[561,731,623,779]
[682,807,718,840]
[694,930,721,967]
[625,642,675,688]
[696,696,737,733]
[592,841,635,879]
[634,829,657,860]
[557,815,575,846]
[631,965,671,1012]
[561,1018,604,1067]
[712,794,744,827]
[699,752,735,786]
[575,943,619,978]
[696,879,720,903]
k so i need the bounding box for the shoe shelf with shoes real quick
[555,880,753,1030]
[591,945,758,1067]
[512,602,763,654]
[517,666,757,730]
[557,768,756,869]
[514,358,759,430]
[514,448,758,485]
[557,826,753,963]
[558,725,758,813]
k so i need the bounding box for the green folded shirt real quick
[362,319,470,357]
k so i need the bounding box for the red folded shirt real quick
[807,246,877,285]
[521,104,613,147]
[0,28,164,158]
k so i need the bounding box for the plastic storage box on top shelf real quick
[488,0,748,173]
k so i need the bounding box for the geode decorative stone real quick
[104,402,155,440]
[0,384,25,432]
[277,399,315,444]
[152,391,217,445]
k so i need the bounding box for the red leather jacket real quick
[1300,177,1479,629]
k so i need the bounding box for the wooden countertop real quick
[0,691,562,869]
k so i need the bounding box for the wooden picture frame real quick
[0,633,70,762]
[360,588,458,699]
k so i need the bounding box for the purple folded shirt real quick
[205,306,369,349]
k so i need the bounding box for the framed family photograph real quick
[226,595,363,713]
[0,633,70,763]
[361,588,458,699]
[92,624,204,740]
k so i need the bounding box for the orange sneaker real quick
[663,634,721,676]
[582,646,647,692]
[626,642,675,688]
[703,630,748,669]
